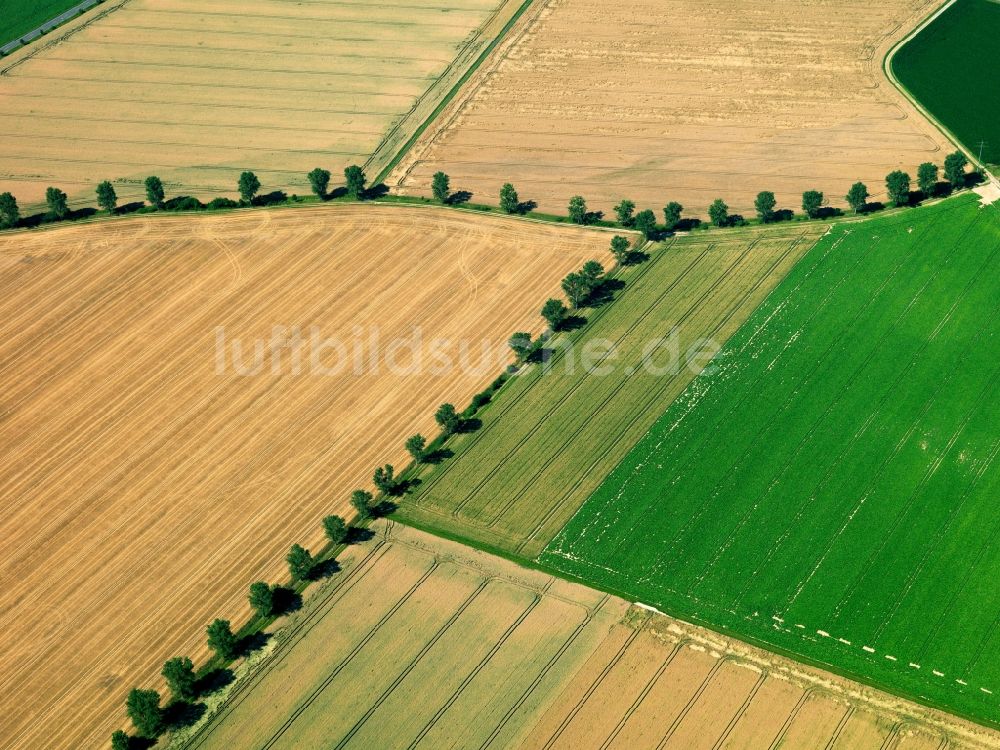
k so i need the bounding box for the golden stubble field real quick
[188,521,1000,750]
[0,204,609,749]
[392,0,955,216]
[0,0,523,209]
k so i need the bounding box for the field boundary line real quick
[539,620,648,750]
[597,638,688,750]
[518,232,817,555]
[476,593,613,750]
[883,0,996,179]
[711,669,768,750]
[653,656,728,750]
[258,560,446,750]
[404,588,547,749]
[328,577,493,750]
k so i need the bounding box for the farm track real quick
[188,523,991,748]
[0,204,608,749]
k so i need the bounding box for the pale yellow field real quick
[0,204,609,749]
[187,522,1000,750]
[0,0,524,209]
[392,0,954,216]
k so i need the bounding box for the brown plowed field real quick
[0,0,524,209]
[187,521,1000,749]
[392,0,954,216]
[0,204,608,749]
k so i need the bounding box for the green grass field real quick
[541,195,1000,726]
[893,0,1000,166]
[0,0,84,46]
[398,223,825,557]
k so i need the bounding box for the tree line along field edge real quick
[539,195,1000,729]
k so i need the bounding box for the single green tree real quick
[307,167,331,199]
[754,191,776,223]
[323,514,348,544]
[614,199,635,227]
[111,730,131,750]
[46,187,69,219]
[561,272,589,308]
[432,171,450,203]
[206,618,238,661]
[351,489,374,519]
[286,544,314,581]
[238,171,261,204]
[541,298,568,331]
[0,192,18,229]
[633,209,657,240]
[581,260,604,282]
[435,403,460,435]
[917,162,938,197]
[663,201,683,231]
[801,190,824,219]
[344,165,367,199]
[373,464,395,495]
[508,332,534,363]
[248,581,274,618]
[144,176,165,208]
[96,181,118,214]
[846,181,869,213]
[499,183,519,214]
[405,434,426,462]
[125,688,163,738]
[610,235,631,264]
[162,656,197,702]
[944,150,968,191]
[708,198,729,227]
[568,195,587,224]
[886,170,911,207]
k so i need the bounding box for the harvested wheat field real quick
[392,0,954,216]
[186,521,1000,749]
[0,0,525,209]
[0,204,608,749]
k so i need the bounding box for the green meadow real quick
[542,196,1000,726]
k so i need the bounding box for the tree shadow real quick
[163,700,207,731]
[859,201,884,215]
[674,217,702,231]
[329,186,348,199]
[164,196,204,211]
[446,190,473,206]
[115,201,145,216]
[271,586,303,616]
[813,207,843,219]
[625,249,650,265]
[586,278,625,307]
[965,171,985,188]
[557,314,588,332]
[517,200,537,215]
[773,209,795,222]
[127,737,157,750]
[195,667,234,697]
[252,191,287,207]
[308,558,341,581]
[238,631,272,657]
[346,526,376,544]
[373,498,399,515]
[364,183,389,200]
[583,210,604,224]
[455,417,482,434]
[422,447,454,465]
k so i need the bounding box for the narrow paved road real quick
[1,0,101,56]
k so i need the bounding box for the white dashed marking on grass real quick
[885,655,897,662]
[933,670,945,677]
[817,630,830,637]
[863,646,875,653]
